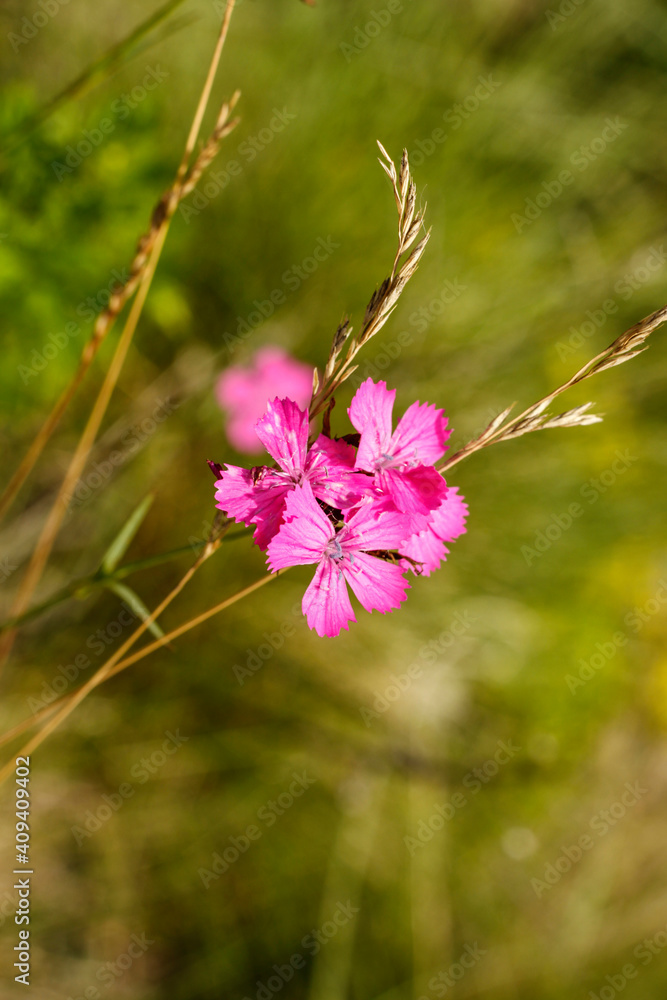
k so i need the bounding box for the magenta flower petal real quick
[255,346,312,398]
[302,559,357,637]
[349,379,450,482]
[213,465,258,523]
[213,373,465,637]
[399,528,448,577]
[343,500,412,552]
[266,482,333,571]
[249,488,292,550]
[216,368,250,409]
[310,434,357,468]
[400,486,468,576]
[348,378,396,471]
[306,436,372,509]
[390,400,451,466]
[255,397,309,476]
[378,465,447,515]
[214,465,291,550]
[216,346,312,454]
[226,417,262,454]
[343,552,410,615]
[430,486,468,542]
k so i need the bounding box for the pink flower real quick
[210,375,469,636]
[214,398,368,549]
[267,482,412,637]
[400,486,468,577]
[216,346,313,453]
[348,378,450,515]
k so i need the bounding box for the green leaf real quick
[105,581,165,641]
[1,0,193,152]
[100,494,154,575]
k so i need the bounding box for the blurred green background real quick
[1,0,667,997]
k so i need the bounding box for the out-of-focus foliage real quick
[1,0,667,997]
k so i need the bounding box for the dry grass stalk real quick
[2,297,664,772]
[0,0,240,664]
[2,108,665,777]
[0,10,240,528]
[0,519,240,786]
[0,566,280,786]
[309,142,430,421]
[439,304,667,473]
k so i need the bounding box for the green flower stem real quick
[0,528,251,632]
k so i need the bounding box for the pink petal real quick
[309,434,357,469]
[348,378,395,471]
[215,465,292,550]
[399,486,468,576]
[399,528,448,577]
[311,471,373,510]
[306,436,373,508]
[430,485,468,542]
[378,465,447,515]
[343,553,410,614]
[225,414,269,454]
[302,559,356,637]
[342,500,413,552]
[345,489,430,538]
[255,347,313,409]
[390,400,451,466]
[250,497,290,550]
[216,368,253,409]
[266,483,333,571]
[255,397,309,475]
[216,347,313,455]
[214,465,259,524]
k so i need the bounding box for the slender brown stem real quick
[109,571,279,673]
[0,529,228,749]
[0,570,279,783]
[0,702,59,750]
[0,529,251,634]
[0,538,219,783]
[309,145,429,423]
[0,0,238,664]
[0,369,87,523]
[177,0,236,183]
[439,302,667,475]
[0,1,238,528]
[0,227,169,664]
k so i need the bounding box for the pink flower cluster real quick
[212,378,467,637]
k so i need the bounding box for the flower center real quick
[375,448,420,471]
[375,451,397,470]
[324,536,345,562]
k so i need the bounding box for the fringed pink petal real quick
[255,397,309,475]
[378,465,447,515]
[390,399,451,466]
[348,378,395,472]
[343,553,410,614]
[342,500,413,552]
[266,483,333,571]
[302,559,356,637]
